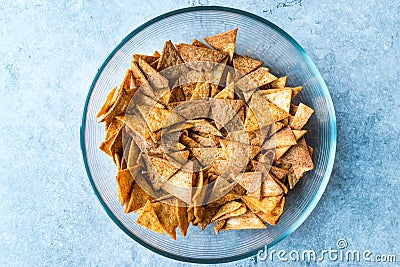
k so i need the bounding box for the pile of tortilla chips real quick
[96,28,315,239]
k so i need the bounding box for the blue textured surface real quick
[1,1,399,266]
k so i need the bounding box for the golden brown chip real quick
[157,40,184,71]
[235,172,262,199]
[211,201,242,222]
[136,200,165,235]
[176,200,189,237]
[232,54,263,76]
[126,182,153,213]
[222,211,266,230]
[153,202,179,239]
[262,89,292,113]
[99,119,124,157]
[214,72,234,100]
[280,137,314,174]
[132,54,159,64]
[162,170,196,204]
[190,80,210,99]
[241,195,282,213]
[188,119,222,136]
[212,202,247,222]
[240,67,277,90]
[197,205,220,230]
[292,129,307,140]
[191,38,209,48]
[290,103,314,130]
[261,173,284,197]
[269,76,287,88]
[214,219,226,235]
[147,155,179,183]
[97,87,117,118]
[204,28,238,62]
[176,43,227,64]
[116,169,134,206]
[269,165,289,180]
[265,126,297,149]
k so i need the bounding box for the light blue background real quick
[1,1,399,266]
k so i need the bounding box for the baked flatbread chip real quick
[240,67,277,90]
[211,201,242,222]
[267,101,291,122]
[241,195,282,213]
[197,205,220,230]
[130,61,148,87]
[116,169,134,205]
[212,202,247,222]
[132,54,159,64]
[263,89,292,113]
[236,172,262,199]
[175,43,226,63]
[291,86,302,98]
[261,173,284,197]
[264,126,297,149]
[99,119,123,157]
[162,170,196,204]
[190,80,210,99]
[191,38,209,48]
[126,182,153,213]
[157,40,184,71]
[269,76,287,88]
[290,103,314,130]
[136,200,164,235]
[274,145,291,160]
[214,219,226,235]
[176,200,189,236]
[148,156,179,182]
[188,119,222,136]
[97,87,117,118]
[269,165,289,180]
[280,137,313,173]
[292,129,307,140]
[233,54,263,76]
[222,212,266,230]
[153,202,179,239]
[214,72,234,100]
[204,28,238,61]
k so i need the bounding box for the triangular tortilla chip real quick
[262,89,292,113]
[132,54,159,64]
[291,86,302,98]
[264,126,297,149]
[131,61,148,87]
[281,137,313,168]
[269,165,289,180]
[126,182,153,213]
[214,72,234,100]
[269,76,287,88]
[99,86,134,122]
[157,40,184,71]
[152,202,179,239]
[261,173,284,197]
[214,219,226,235]
[241,195,282,213]
[203,28,237,62]
[233,54,263,76]
[290,103,314,130]
[148,156,179,182]
[259,196,286,225]
[169,87,186,102]
[236,172,262,199]
[188,119,222,136]
[292,129,307,140]
[136,200,164,235]
[238,67,277,90]
[197,205,220,230]
[190,81,210,99]
[99,119,124,157]
[176,201,189,237]
[97,87,117,118]
[191,147,225,166]
[175,43,226,63]
[222,211,266,230]
[116,169,134,205]
[210,99,244,130]
[214,203,247,222]
[211,201,242,222]
[191,38,209,48]
[162,170,196,204]
[274,145,291,160]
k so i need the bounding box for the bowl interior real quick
[81,7,336,263]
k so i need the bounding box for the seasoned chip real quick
[116,168,134,206]
[162,170,196,204]
[214,219,226,235]
[211,201,242,222]
[290,103,314,130]
[176,43,226,64]
[222,211,266,230]
[153,201,179,239]
[176,200,189,236]
[204,28,237,61]
[261,173,284,197]
[191,38,209,48]
[214,72,234,100]
[269,76,287,88]
[262,89,292,113]
[241,195,282,213]
[232,54,263,76]
[136,200,165,234]
[157,40,184,71]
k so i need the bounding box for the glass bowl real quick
[80,6,336,263]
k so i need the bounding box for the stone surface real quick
[0,0,399,266]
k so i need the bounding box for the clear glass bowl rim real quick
[80,5,337,264]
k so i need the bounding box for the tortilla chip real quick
[97,87,117,118]
[99,119,124,157]
[211,201,242,222]
[116,169,134,205]
[190,81,210,99]
[214,72,234,100]
[204,28,237,62]
[280,137,313,172]
[292,129,307,140]
[266,101,291,122]
[197,205,220,230]
[153,202,179,239]
[157,40,184,71]
[261,173,284,197]
[162,170,196,204]
[274,146,291,160]
[175,43,226,63]
[126,182,153,213]
[269,76,287,88]
[235,172,262,197]
[269,165,289,180]
[169,87,186,102]
[191,147,225,166]
[136,200,165,234]
[148,156,179,182]
[222,211,266,230]
[290,103,314,130]
[239,67,277,90]
[188,119,222,136]
[214,219,226,235]
[290,104,298,116]
[191,38,209,48]
[208,183,246,207]
[241,195,282,213]
[232,54,263,76]
[130,61,148,87]
[176,200,189,236]
[262,89,292,113]
[265,126,297,149]
[127,140,141,168]
[291,86,302,98]
[132,54,159,64]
